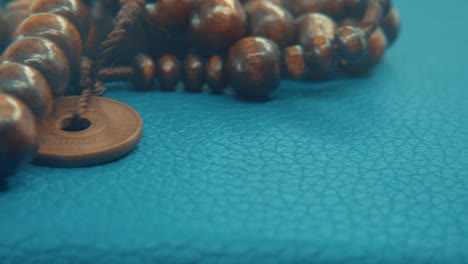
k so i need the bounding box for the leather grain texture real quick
[1,0,468,263]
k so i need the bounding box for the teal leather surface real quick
[1,0,468,263]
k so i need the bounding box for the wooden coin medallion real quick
[34,96,143,167]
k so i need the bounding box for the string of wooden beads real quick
[1,0,92,177]
[0,0,401,177]
[94,0,399,99]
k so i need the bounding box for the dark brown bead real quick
[183,54,205,93]
[244,0,295,48]
[0,93,39,177]
[13,13,82,78]
[380,7,400,47]
[227,36,280,100]
[0,62,53,119]
[0,8,30,40]
[341,27,387,75]
[282,45,307,80]
[130,54,156,91]
[335,25,368,63]
[296,13,338,74]
[98,54,156,91]
[205,56,227,93]
[189,0,247,52]
[30,0,90,41]
[3,37,71,97]
[156,55,181,91]
[145,0,194,32]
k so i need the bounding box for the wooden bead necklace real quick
[0,0,400,178]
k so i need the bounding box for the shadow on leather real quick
[0,178,8,193]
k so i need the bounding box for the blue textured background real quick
[1,0,468,263]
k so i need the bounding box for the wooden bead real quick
[98,54,156,91]
[145,0,194,32]
[296,13,338,74]
[205,55,227,93]
[183,54,205,92]
[227,36,280,100]
[380,7,400,47]
[189,0,247,52]
[132,54,156,91]
[244,0,295,48]
[156,55,181,91]
[335,25,368,63]
[0,93,39,177]
[282,45,307,80]
[13,13,82,78]
[0,62,53,119]
[30,0,90,41]
[2,37,71,97]
[341,27,387,75]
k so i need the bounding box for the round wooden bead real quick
[98,54,156,91]
[244,0,295,48]
[132,54,156,91]
[13,13,82,78]
[296,13,338,74]
[205,56,227,93]
[282,45,307,80]
[2,37,71,97]
[30,0,90,41]
[189,0,247,52]
[342,28,387,75]
[156,55,181,91]
[145,0,194,32]
[227,36,280,100]
[335,25,368,63]
[183,54,205,92]
[0,62,53,119]
[380,7,400,47]
[0,93,39,177]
